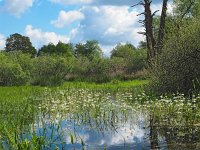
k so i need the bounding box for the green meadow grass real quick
[0,80,149,98]
[61,80,149,90]
[0,86,44,101]
[0,80,149,102]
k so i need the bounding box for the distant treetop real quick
[5,33,36,56]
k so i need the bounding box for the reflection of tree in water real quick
[149,111,159,150]
[149,103,200,150]
[157,119,200,149]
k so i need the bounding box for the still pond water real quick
[1,88,200,149]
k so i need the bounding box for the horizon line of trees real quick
[0,33,147,86]
[1,33,146,58]
[1,0,200,95]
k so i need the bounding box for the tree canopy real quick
[5,33,36,56]
[38,42,73,57]
[74,40,103,60]
[111,43,136,58]
[174,0,200,18]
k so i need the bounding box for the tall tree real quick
[133,0,168,65]
[5,33,36,56]
[156,0,168,54]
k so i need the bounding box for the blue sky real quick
[0,0,173,54]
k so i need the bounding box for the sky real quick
[0,0,173,55]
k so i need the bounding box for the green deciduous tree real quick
[37,43,56,56]
[111,43,146,74]
[5,33,36,56]
[74,40,103,60]
[38,42,73,57]
[111,43,136,58]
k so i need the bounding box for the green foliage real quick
[137,41,147,49]
[70,57,110,83]
[56,42,73,57]
[5,33,36,56]
[62,42,147,83]
[32,56,73,86]
[74,40,103,60]
[150,21,200,95]
[111,43,146,74]
[86,58,110,83]
[0,52,28,86]
[107,57,126,78]
[5,52,34,84]
[37,43,55,56]
[69,56,90,81]
[38,42,73,57]
[1,35,147,85]
[111,43,136,58]
[174,0,200,18]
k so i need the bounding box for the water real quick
[33,90,150,149]
[1,88,200,149]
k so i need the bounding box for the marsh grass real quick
[61,80,149,91]
[136,93,200,149]
[0,81,200,149]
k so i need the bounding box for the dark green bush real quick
[31,56,73,86]
[86,58,110,83]
[150,21,200,95]
[0,52,27,86]
[111,43,146,74]
[6,52,34,84]
[70,57,110,83]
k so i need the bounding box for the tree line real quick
[0,33,147,86]
[1,0,200,95]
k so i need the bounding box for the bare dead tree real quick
[132,0,169,65]
[157,0,168,54]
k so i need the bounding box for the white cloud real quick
[0,34,5,50]
[50,0,163,6]
[4,0,34,17]
[49,0,165,6]
[25,25,69,48]
[51,10,85,28]
[100,44,117,57]
[69,6,144,48]
[67,1,173,55]
[109,124,144,145]
[49,0,93,5]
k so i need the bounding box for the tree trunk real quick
[156,0,168,54]
[139,0,168,65]
[149,112,159,150]
[144,0,156,65]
